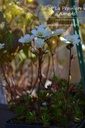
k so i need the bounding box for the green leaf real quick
[4,31,15,54]
[3,29,23,54]
[41,113,50,124]
[3,31,17,54]
[15,105,26,115]
[0,11,6,22]
[26,111,36,123]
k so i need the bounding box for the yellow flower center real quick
[37,32,43,36]
[68,39,74,43]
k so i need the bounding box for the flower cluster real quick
[18,25,80,49]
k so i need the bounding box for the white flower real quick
[52,29,65,36]
[42,102,47,106]
[31,27,51,38]
[44,31,53,39]
[45,80,52,89]
[0,43,5,49]
[34,38,45,48]
[18,34,34,43]
[60,34,80,44]
[35,24,47,29]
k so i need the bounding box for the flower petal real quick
[72,34,79,40]
[73,39,80,44]
[18,37,25,43]
[37,27,45,32]
[31,35,34,39]
[35,24,47,29]
[42,102,47,106]
[24,34,30,40]
[31,30,37,35]
[0,43,5,49]
[60,37,70,44]
[45,80,52,88]
[24,34,33,42]
[53,29,65,35]
[34,38,45,48]
[64,34,73,40]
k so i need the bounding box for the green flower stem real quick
[47,42,55,77]
[30,60,33,87]
[45,55,51,83]
[68,47,72,86]
[65,45,73,118]
[37,53,42,117]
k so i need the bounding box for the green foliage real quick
[9,79,85,127]
[0,11,6,22]
[26,111,36,124]
[39,90,50,101]
[74,108,83,120]
[4,31,16,53]
[41,113,50,126]
[15,105,26,115]
[24,95,31,103]
[3,29,22,54]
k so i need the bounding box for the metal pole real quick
[69,0,85,93]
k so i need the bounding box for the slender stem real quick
[68,48,72,86]
[66,47,72,117]
[30,60,33,87]
[66,47,72,94]
[47,43,55,77]
[45,55,50,83]
[37,55,42,117]
[52,53,55,77]
[32,74,38,90]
